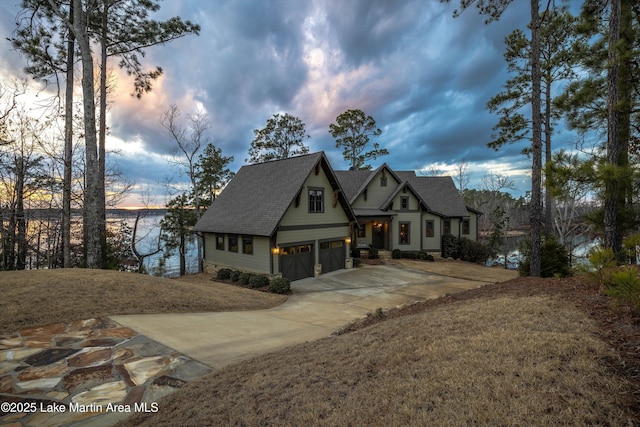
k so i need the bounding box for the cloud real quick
[0,0,579,202]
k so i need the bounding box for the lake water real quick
[108,210,199,278]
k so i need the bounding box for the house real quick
[335,165,480,252]
[194,152,481,281]
[193,152,357,281]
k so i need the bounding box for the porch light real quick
[345,237,351,245]
[272,247,279,255]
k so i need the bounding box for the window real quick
[399,222,410,245]
[228,235,238,252]
[309,187,324,213]
[425,220,434,238]
[380,176,387,187]
[400,196,409,210]
[462,219,470,235]
[443,220,451,235]
[358,226,366,238]
[216,234,225,250]
[242,236,253,254]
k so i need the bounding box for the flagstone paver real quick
[0,318,212,427]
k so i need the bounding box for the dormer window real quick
[380,176,387,187]
[400,196,409,210]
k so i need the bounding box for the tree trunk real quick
[98,2,108,268]
[73,0,102,268]
[15,157,26,270]
[604,0,620,256]
[544,76,554,236]
[63,1,74,268]
[529,0,543,277]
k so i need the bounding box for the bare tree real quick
[454,159,471,194]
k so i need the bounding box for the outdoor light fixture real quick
[345,237,351,245]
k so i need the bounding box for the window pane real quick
[426,221,434,237]
[400,223,410,244]
[243,237,253,254]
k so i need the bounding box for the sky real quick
[0,0,582,207]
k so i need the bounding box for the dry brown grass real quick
[0,269,286,335]
[124,292,636,426]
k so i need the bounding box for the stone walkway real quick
[0,318,212,426]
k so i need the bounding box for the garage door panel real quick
[280,244,314,281]
[320,240,345,274]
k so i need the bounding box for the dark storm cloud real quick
[0,0,581,204]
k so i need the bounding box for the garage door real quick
[279,244,314,281]
[319,240,345,274]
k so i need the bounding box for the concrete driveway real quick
[112,264,487,370]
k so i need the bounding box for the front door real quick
[372,222,385,249]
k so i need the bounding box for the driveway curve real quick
[112,264,490,370]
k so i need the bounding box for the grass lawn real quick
[0,269,286,335]
[120,276,639,426]
[1,265,638,425]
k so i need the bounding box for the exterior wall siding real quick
[352,169,400,209]
[391,211,422,251]
[279,170,349,227]
[203,233,271,274]
[422,213,442,251]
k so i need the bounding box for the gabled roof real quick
[380,180,427,211]
[335,163,402,204]
[193,152,355,236]
[336,168,470,218]
[402,175,470,218]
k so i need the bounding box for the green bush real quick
[230,270,242,282]
[238,272,254,286]
[368,248,379,259]
[392,249,402,259]
[581,247,617,289]
[441,234,460,259]
[268,277,291,294]
[248,274,270,289]
[353,258,361,267]
[351,248,361,258]
[458,237,490,264]
[216,268,232,280]
[604,267,640,311]
[401,251,417,259]
[418,251,434,261]
[518,235,572,278]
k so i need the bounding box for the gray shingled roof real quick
[334,170,372,203]
[336,169,470,218]
[401,174,470,218]
[194,152,339,236]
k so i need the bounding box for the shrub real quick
[519,235,572,278]
[230,270,242,282]
[368,248,379,259]
[238,272,254,286]
[418,251,434,261]
[392,249,402,259]
[353,258,361,267]
[458,238,490,264]
[216,268,232,281]
[581,247,617,289]
[268,277,291,294]
[604,267,640,312]
[401,251,418,259]
[248,274,270,289]
[441,234,460,259]
[351,248,361,259]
